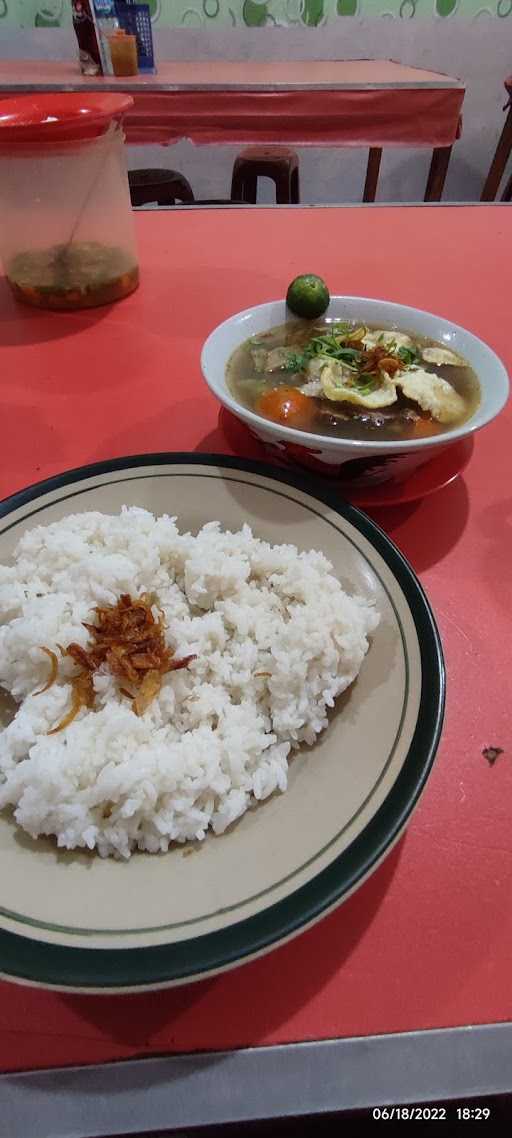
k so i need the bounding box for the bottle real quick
[71,0,102,75]
[108,30,138,77]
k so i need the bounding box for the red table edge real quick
[1,1023,510,1132]
[133,200,511,210]
[0,59,465,92]
[0,67,464,150]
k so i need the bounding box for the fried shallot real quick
[33,647,58,696]
[43,593,196,732]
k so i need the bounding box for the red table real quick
[0,60,464,201]
[0,206,511,1126]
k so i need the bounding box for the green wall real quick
[2,0,510,28]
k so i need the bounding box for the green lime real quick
[286,273,330,319]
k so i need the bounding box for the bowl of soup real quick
[201,297,509,487]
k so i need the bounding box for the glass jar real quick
[109,31,139,77]
[0,93,139,311]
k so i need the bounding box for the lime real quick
[286,273,330,319]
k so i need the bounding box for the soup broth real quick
[227,319,480,443]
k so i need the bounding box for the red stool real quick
[481,76,512,201]
[231,147,300,205]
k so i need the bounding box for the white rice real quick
[0,508,378,859]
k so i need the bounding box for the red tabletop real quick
[0,205,510,1074]
[0,60,464,147]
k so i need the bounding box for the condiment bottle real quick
[0,93,139,311]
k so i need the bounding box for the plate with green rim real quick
[0,453,444,992]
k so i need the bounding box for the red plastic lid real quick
[0,93,134,144]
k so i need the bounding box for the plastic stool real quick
[230,147,300,205]
[128,168,194,207]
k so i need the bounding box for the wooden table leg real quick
[363,148,382,203]
[502,170,512,202]
[424,147,452,202]
[481,106,512,201]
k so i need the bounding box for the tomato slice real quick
[256,387,315,430]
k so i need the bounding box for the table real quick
[0,60,465,202]
[0,205,511,1133]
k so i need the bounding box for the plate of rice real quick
[0,453,444,991]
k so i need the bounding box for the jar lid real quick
[0,93,134,144]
